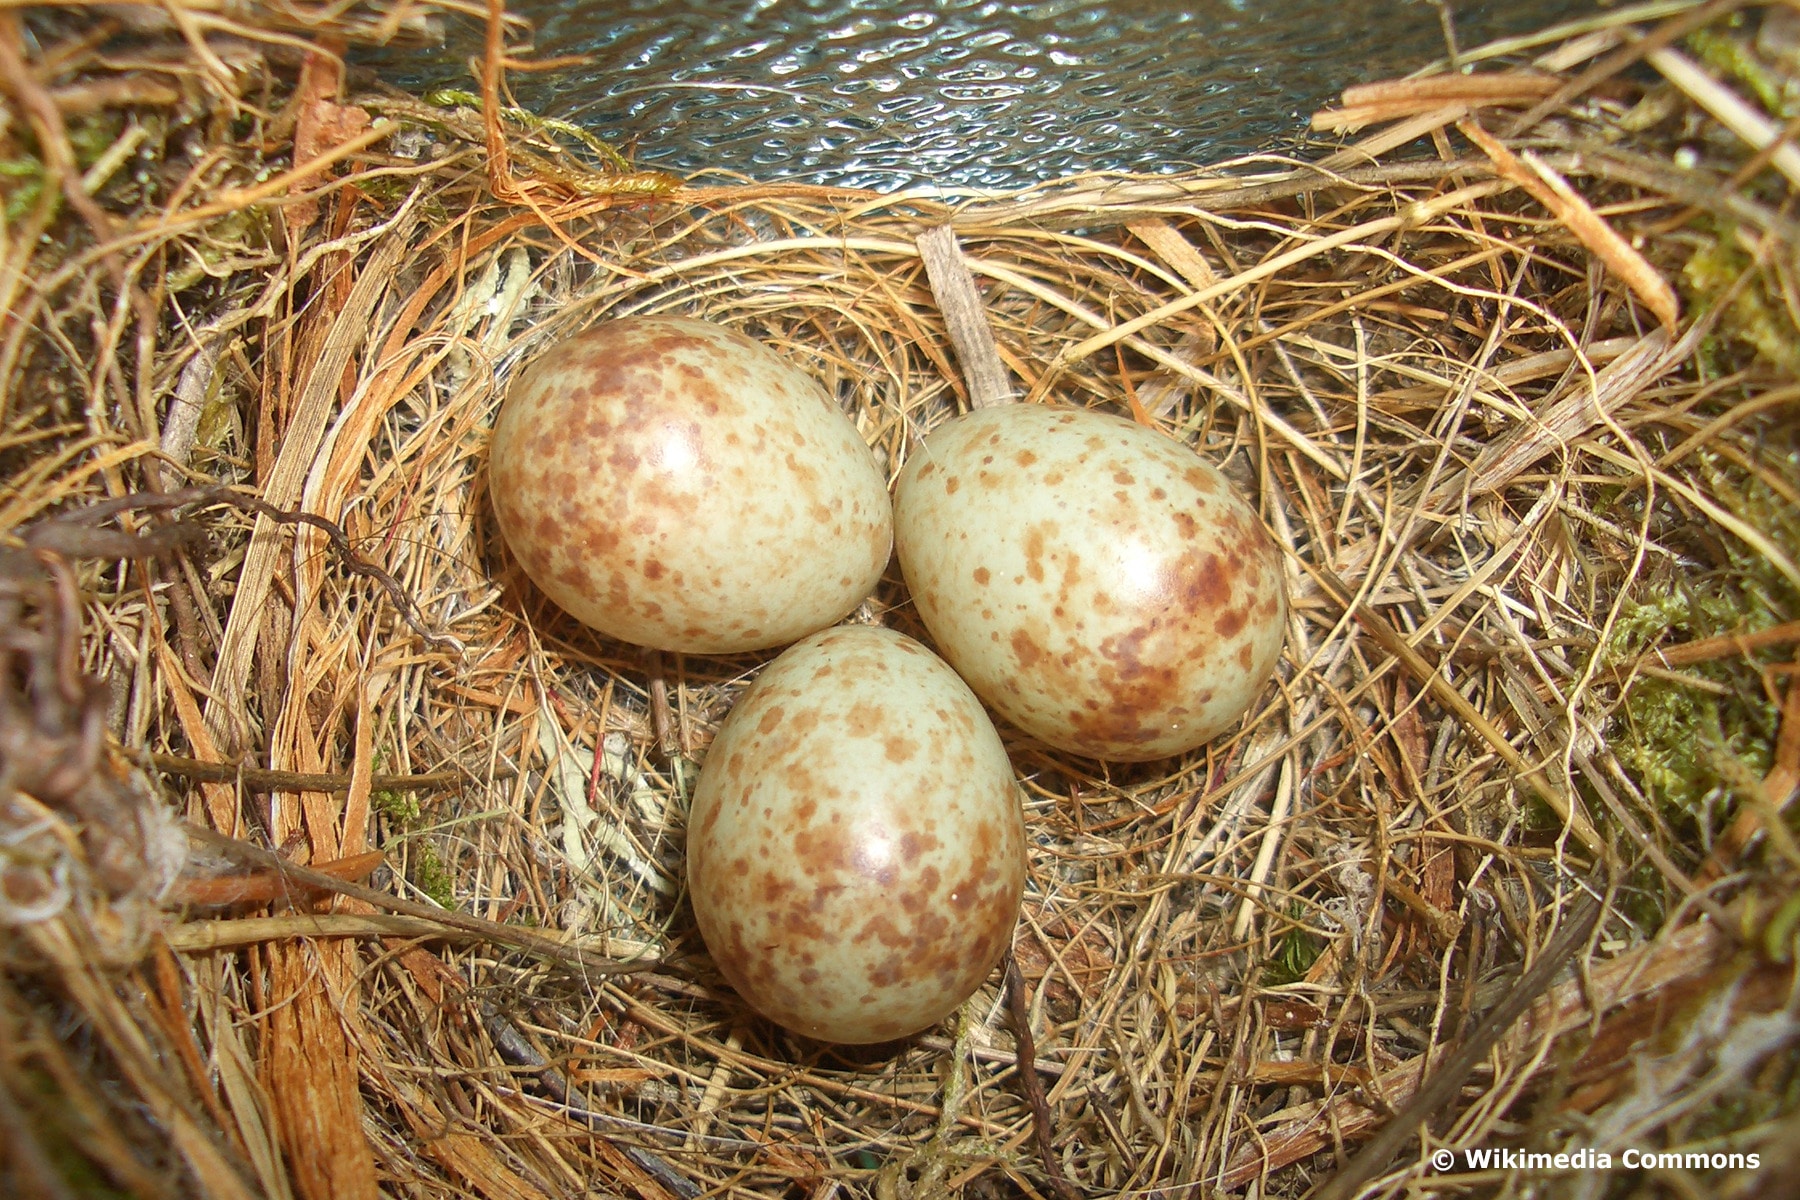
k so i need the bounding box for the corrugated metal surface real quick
[398,0,1596,190]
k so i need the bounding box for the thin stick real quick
[1004,954,1080,1200]
[21,483,453,649]
[1304,896,1603,1200]
[646,649,680,761]
[181,824,651,976]
[915,224,1017,408]
[1623,619,1800,674]
[166,912,463,952]
[171,850,385,906]
[140,750,495,795]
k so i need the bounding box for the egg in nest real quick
[687,625,1026,1044]
[488,316,892,654]
[894,404,1286,761]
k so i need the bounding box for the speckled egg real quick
[894,405,1286,762]
[687,625,1026,1044]
[488,316,892,654]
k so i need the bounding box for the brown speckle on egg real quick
[488,316,892,654]
[686,626,1025,1045]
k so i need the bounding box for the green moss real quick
[1687,27,1798,121]
[411,842,458,911]
[0,153,50,223]
[1614,858,1676,932]
[1609,454,1798,851]
[372,787,420,824]
[1612,672,1773,843]
[372,788,456,909]
[424,87,482,109]
[1521,787,1568,835]
[1760,888,1800,964]
[1681,224,1800,377]
[0,110,131,226]
[65,112,122,172]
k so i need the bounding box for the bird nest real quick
[2,2,1798,1198]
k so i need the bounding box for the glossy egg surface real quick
[687,625,1025,1044]
[488,315,892,654]
[894,404,1285,761]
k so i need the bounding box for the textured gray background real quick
[392,0,1598,190]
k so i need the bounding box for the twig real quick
[17,484,455,650]
[1305,895,1604,1200]
[646,649,680,761]
[166,912,460,951]
[915,224,1016,408]
[1312,71,1560,133]
[203,487,457,650]
[1005,954,1080,1200]
[1621,619,1800,674]
[138,750,497,795]
[171,849,384,906]
[482,1005,702,1196]
[181,824,651,977]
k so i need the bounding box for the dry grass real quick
[2,1,1798,1198]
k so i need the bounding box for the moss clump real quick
[0,110,124,222]
[1682,222,1800,377]
[410,845,457,912]
[1687,24,1799,121]
[372,788,457,910]
[1609,454,1799,849]
[1610,630,1776,823]
[1762,888,1800,963]
[0,154,47,222]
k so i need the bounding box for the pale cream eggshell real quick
[687,625,1026,1044]
[488,316,892,654]
[893,404,1286,761]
